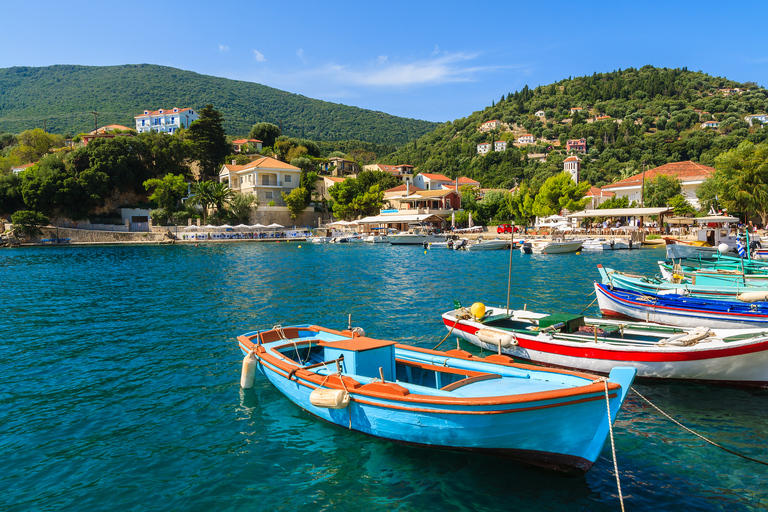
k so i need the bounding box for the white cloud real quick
[432,44,440,55]
[218,44,229,53]
[296,48,306,63]
[253,50,266,62]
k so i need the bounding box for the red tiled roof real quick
[135,107,194,118]
[419,173,452,181]
[564,155,581,162]
[586,186,614,197]
[457,177,480,185]
[603,161,715,190]
[220,156,301,173]
[385,183,424,193]
[232,138,262,144]
[483,119,499,124]
[325,177,346,183]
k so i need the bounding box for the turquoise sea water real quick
[1,242,766,511]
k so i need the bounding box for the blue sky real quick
[3,0,767,123]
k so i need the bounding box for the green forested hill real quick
[0,64,438,144]
[383,66,768,188]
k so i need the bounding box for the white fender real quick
[737,291,768,303]
[240,351,257,389]
[476,328,517,347]
[310,388,350,409]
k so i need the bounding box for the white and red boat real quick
[441,304,768,387]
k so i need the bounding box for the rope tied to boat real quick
[434,308,470,350]
[632,387,768,467]
[594,377,625,512]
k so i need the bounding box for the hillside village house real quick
[701,120,720,129]
[477,142,491,155]
[567,138,587,153]
[219,156,301,206]
[413,173,467,191]
[232,139,263,153]
[12,162,36,174]
[570,107,584,114]
[362,163,414,183]
[323,157,359,177]
[517,134,535,144]
[494,140,507,152]
[535,110,545,117]
[441,176,481,192]
[315,176,346,201]
[480,119,501,132]
[585,186,614,209]
[383,183,424,209]
[745,114,768,127]
[600,161,715,208]
[134,107,198,134]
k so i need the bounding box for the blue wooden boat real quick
[238,324,636,475]
[598,264,766,300]
[595,282,768,329]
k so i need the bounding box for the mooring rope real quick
[598,378,625,512]
[433,309,470,350]
[632,387,768,467]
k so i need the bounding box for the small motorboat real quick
[238,324,636,475]
[530,238,583,254]
[466,238,513,251]
[442,302,768,386]
[582,238,633,251]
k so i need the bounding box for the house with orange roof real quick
[90,124,133,134]
[570,107,584,114]
[479,119,501,132]
[477,142,491,155]
[363,163,415,183]
[135,107,198,134]
[441,177,481,192]
[232,139,263,153]
[701,120,720,129]
[413,172,453,191]
[585,186,614,209]
[601,161,715,208]
[494,140,507,152]
[323,157,359,177]
[219,156,302,205]
[566,138,587,153]
[11,162,36,174]
[382,183,425,209]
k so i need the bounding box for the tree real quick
[143,174,189,222]
[0,172,24,216]
[229,192,257,224]
[11,210,49,239]
[712,141,768,225]
[248,122,281,148]
[643,174,682,207]
[282,187,309,219]
[668,194,696,216]
[188,180,217,223]
[532,173,590,217]
[188,105,230,181]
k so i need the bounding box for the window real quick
[285,175,291,183]
[265,191,273,199]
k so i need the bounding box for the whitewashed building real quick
[135,107,198,134]
[477,142,491,155]
[219,156,302,206]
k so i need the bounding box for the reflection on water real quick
[0,243,766,511]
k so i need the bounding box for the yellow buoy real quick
[470,302,486,320]
[298,245,302,248]
[424,250,427,255]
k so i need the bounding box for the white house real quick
[701,120,720,129]
[413,173,454,191]
[232,139,263,153]
[601,161,715,208]
[494,140,507,152]
[480,119,501,132]
[363,163,415,183]
[745,114,768,127]
[477,142,491,155]
[219,156,302,205]
[135,107,198,134]
[11,162,36,174]
[535,110,545,117]
[517,134,535,144]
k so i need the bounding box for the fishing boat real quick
[658,261,768,287]
[465,238,513,251]
[530,238,583,254]
[664,215,740,259]
[597,264,767,299]
[237,324,636,475]
[595,282,768,329]
[441,303,768,386]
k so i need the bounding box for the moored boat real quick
[238,324,636,475]
[441,303,768,386]
[465,238,513,251]
[595,282,768,329]
[530,238,583,254]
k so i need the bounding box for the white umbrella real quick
[251,223,266,228]
[234,224,250,229]
[468,212,474,228]
[201,224,216,229]
[220,224,233,229]
[331,220,349,226]
[183,226,198,231]
[267,223,284,229]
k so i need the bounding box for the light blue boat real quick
[238,324,636,475]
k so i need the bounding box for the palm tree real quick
[210,181,235,214]
[188,180,216,223]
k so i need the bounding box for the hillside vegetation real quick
[383,66,768,189]
[0,64,438,144]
